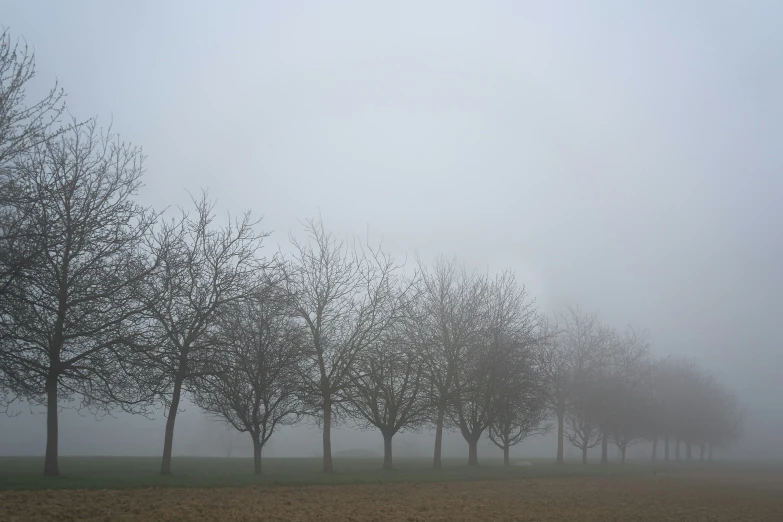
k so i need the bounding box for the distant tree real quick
[0,120,156,476]
[448,336,496,466]
[649,356,689,461]
[449,271,538,466]
[488,334,549,465]
[281,219,404,473]
[190,275,303,474]
[706,387,743,460]
[685,368,743,461]
[134,193,266,476]
[412,258,489,468]
[667,358,710,462]
[218,425,241,459]
[346,312,429,469]
[535,316,569,464]
[541,307,610,464]
[645,359,669,461]
[564,376,602,465]
[644,356,743,463]
[561,309,614,465]
[606,327,651,464]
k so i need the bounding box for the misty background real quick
[0,1,781,461]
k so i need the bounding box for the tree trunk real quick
[160,374,184,476]
[699,442,705,461]
[601,431,608,465]
[503,445,510,466]
[675,439,680,461]
[621,446,626,464]
[664,435,669,461]
[556,408,565,464]
[382,431,393,470]
[253,439,262,475]
[467,438,478,466]
[651,436,658,461]
[43,375,60,476]
[686,442,692,461]
[433,401,445,469]
[322,403,334,473]
[581,445,587,465]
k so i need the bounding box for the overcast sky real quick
[1,1,781,460]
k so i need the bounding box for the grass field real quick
[1,459,782,521]
[0,456,657,490]
[2,458,783,521]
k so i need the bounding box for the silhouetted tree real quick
[564,378,602,465]
[0,120,156,476]
[542,307,610,464]
[488,333,549,465]
[0,28,65,316]
[562,309,614,465]
[688,368,744,460]
[536,317,569,464]
[281,219,404,473]
[0,28,64,169]
[135,193,266,476]
[706,389,743,460]
[644,355,743,463]
[191,275,303,474]
[606,327,651,464]
[650,356,687,461]
[413,258,488,468]
[346,311,428,469]
[449,271,537,466]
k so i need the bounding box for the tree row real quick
[0,29,741,476]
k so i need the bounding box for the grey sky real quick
[1,1,781,459]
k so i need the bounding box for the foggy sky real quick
[1,1,781,461]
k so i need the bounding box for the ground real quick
[1,458,782,520]
[0,457,657,490]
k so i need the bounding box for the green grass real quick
[0,456,665,491]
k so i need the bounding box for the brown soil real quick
[2,471,782,521]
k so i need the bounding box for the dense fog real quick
[1,1,782,466]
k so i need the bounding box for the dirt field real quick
[2,470,782,521]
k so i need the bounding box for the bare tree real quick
[706,387,743,460]
[135,193,266,476]
[447,339,496,466]
[0,28,65,302]
[412,257,488,468]
[488,335,549,465]
[661,357,706,463]
[640,354,744,464]
[448,271,538,466]
[0,28,64,169]
[190,275,302,474]
[346,315,429,469]
[606,326,651,464]
[649,356,689,461]
[539,307,610,464]
[281,219,404,473]
[645,358,672,461]
[677,364,743,462]
[535,316,569,464]
[564,375,602,464]
[0,120,156,476]
[561,308,614,464]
